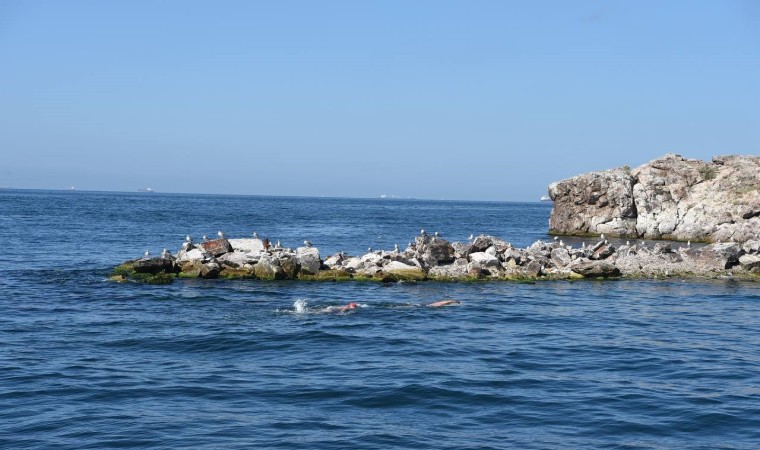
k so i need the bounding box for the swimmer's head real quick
[347,302,358,309]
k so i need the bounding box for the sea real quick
[1,189,759,449]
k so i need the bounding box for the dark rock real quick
[277,253,299,279]
[522,261,543,278]
[200,262,221,279]
[415,236,455,265]
[570,260,621,278]
[590,244,615,260]
[200,238,233,257]
[133,257,177,274]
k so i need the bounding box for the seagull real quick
[600,233,605,240]
[185,235,192,243]
[559,240,564,247]
[554,236,559,241]
[687,240,691,247]
[275,240,282,249]
[434,231,440,237]
[143,250,150,258]
[304,240,312,247]
[626,240,630,246]
[203,235,209,242]
[420,229,426,236]
[161,248,170,258]
[394,243,399,253]
[468,234,474,241]
[581,242,586,250]
[253,231,259,238]
[368,247,372,253]
[217,231,225,239]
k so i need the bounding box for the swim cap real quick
[348,302,358,308]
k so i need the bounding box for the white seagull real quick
[143,250,150,258]
[202,235,209,242]
[253,231,259,238]
[304,240,312,247]
[185,235,192,243]
[217,231,225,239]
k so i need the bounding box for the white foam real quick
[293,298,308,314]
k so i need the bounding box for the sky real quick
[0,0,758,200]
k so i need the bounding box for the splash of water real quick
[293,298,308,314]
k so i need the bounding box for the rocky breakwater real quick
[111,233,760,284]
[549,154,760,243]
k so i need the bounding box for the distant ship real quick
[540,195,551,201]
[138,187,156,193]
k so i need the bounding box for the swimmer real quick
[320,302,359,313]
[427,299,461,307]
[337,302,359,313]
[392,300,462,308]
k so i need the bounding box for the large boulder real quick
[549,154,760,243]
[381,261,426,280]
[133,257,177,274]
[550,248,572,267]
[199,261,221,279]
[570,260,621,278]
[548,168,637,237]
[177,248,205,262]
[253,257,285,280]
[739,254,760,271]
[414,236,455,265]
[228,238,266,253]
[276,253,299,279]
[428,264,471,280]
[218,251,252,268]
[296,247,321,275]
[681,243,741,271]
[200,238,233,257]
[469,252,500,267]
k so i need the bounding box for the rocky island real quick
[112,233,760,284]
[112,154,759,284]
[549,154,760,243]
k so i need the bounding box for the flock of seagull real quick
[143,228,694,260]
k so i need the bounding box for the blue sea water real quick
[1,190,760,449]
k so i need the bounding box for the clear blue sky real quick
[1,1,758,200]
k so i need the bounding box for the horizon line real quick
[0,186,552,204]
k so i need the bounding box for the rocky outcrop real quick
[549,154,760,243]
[112,231,760,284]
